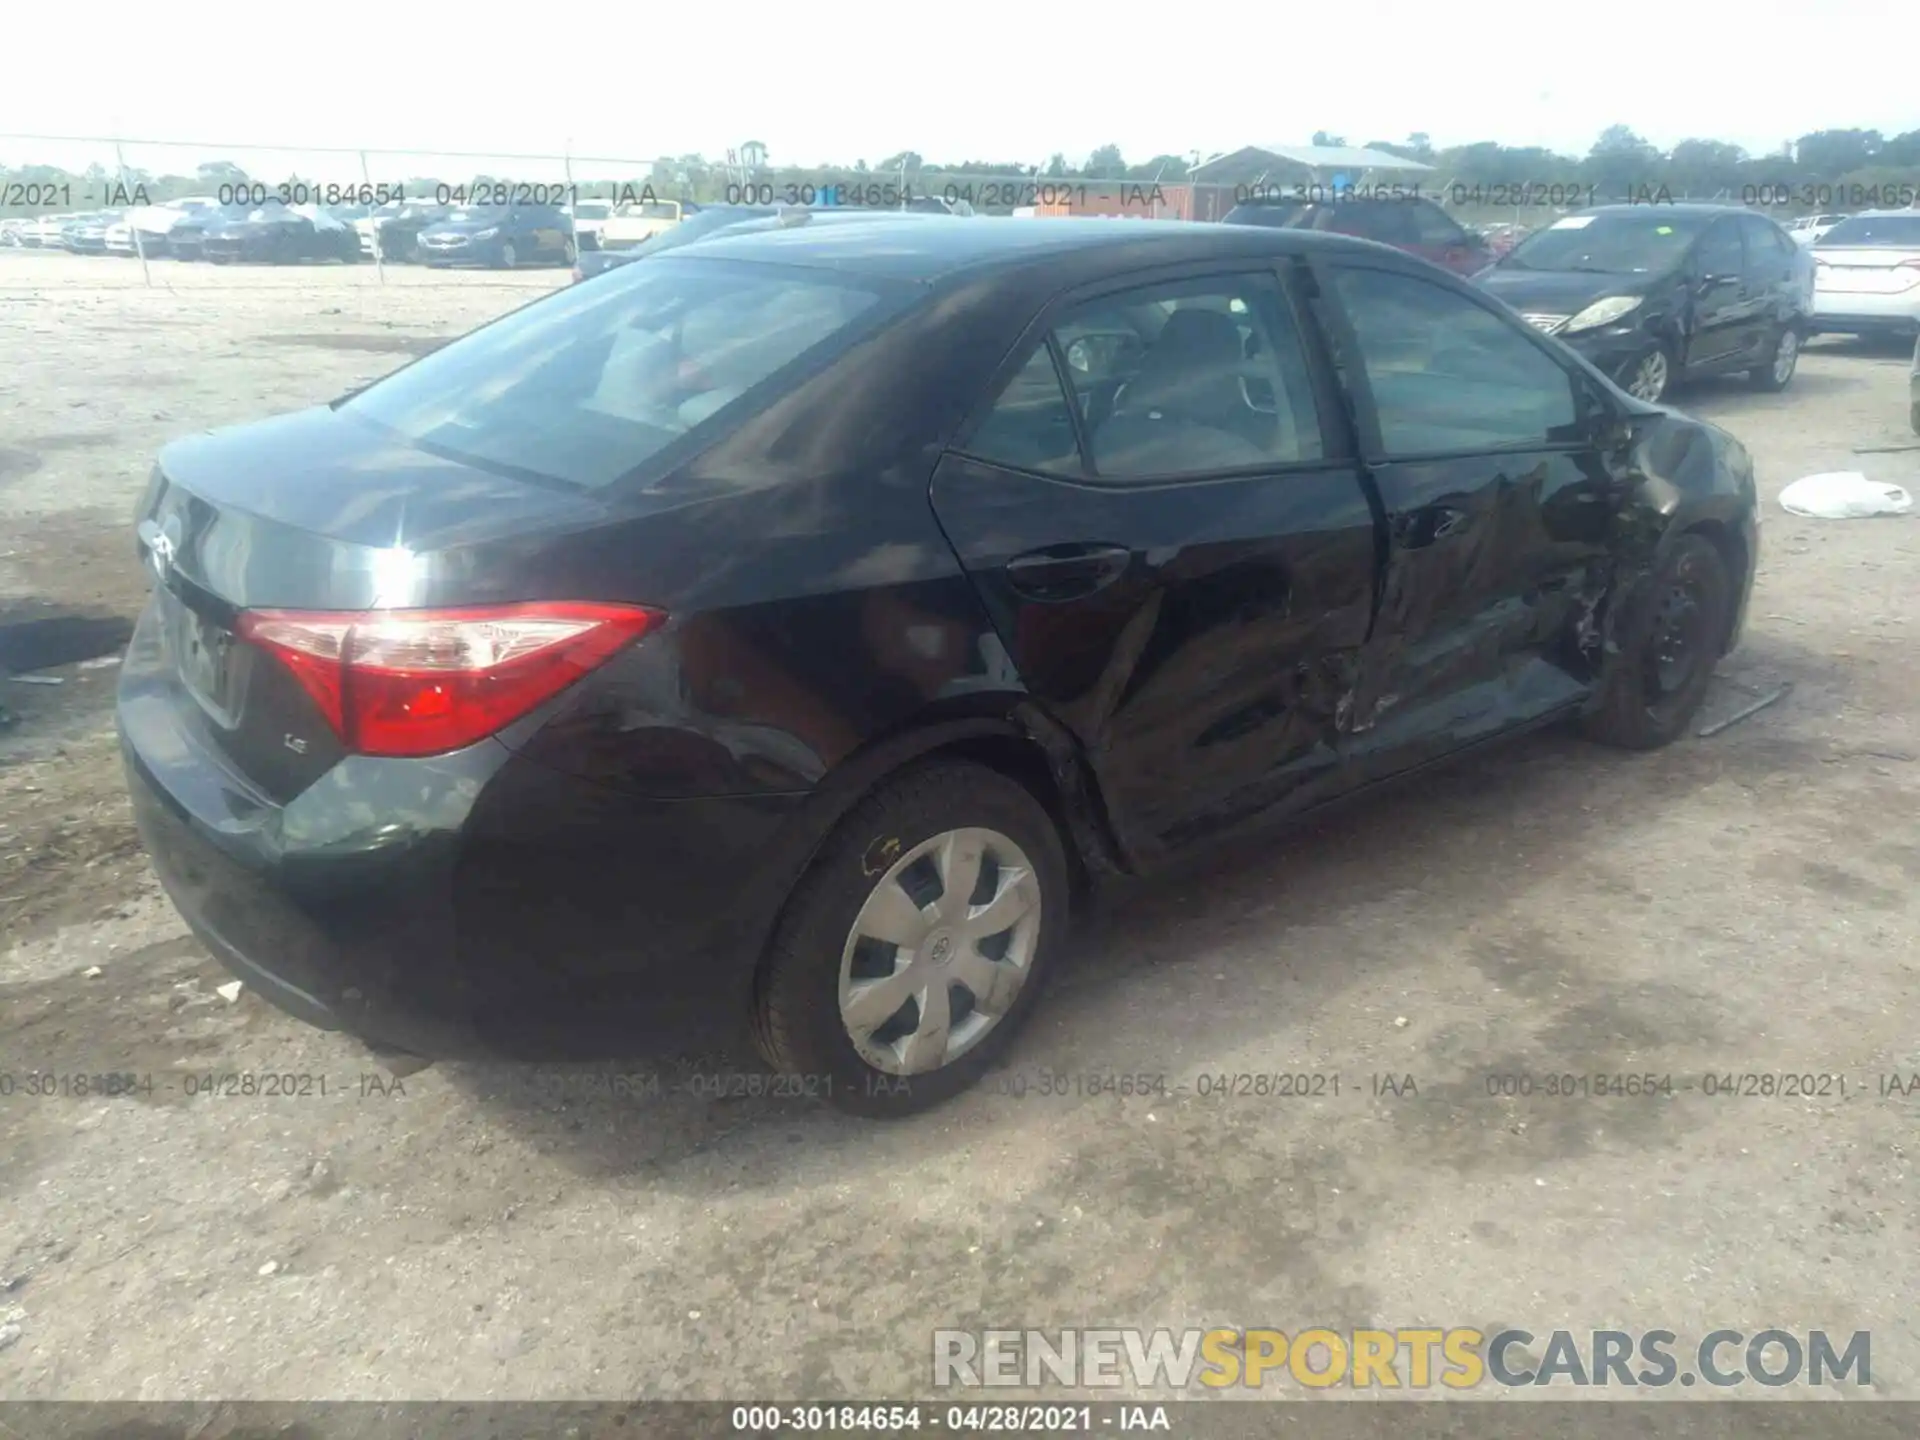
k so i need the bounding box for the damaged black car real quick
[120,218,1758,1116]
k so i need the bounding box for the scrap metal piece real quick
[1696,682,1793,738]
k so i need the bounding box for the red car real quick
[1223,195,1492,276]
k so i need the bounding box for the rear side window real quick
[1409,201,1469,246]
[963,348,1083,475]
[1330,267,1578,455]
[1739,214,1793,267]
[346,257,891,488]
[1336,202,1418,246]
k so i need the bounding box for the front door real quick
[1313,259,1618,786]
[1685,217,1758,371]
[930,266,1379,863]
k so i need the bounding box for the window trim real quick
[950,259,1352,489]
[1311,257,1597,465]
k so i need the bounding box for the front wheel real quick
[1581,534,1732,750]
[1618,344,1674,403]
[1746,324,1800,391]
[752,761,1070,1118]
[562,238,578,265]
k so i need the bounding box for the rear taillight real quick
[236,602,664,758]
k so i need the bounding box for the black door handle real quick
[1005,543,1133,602]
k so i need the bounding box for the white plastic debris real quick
[82,966,103,979]
[1778,472,1913,519]
[216,981,245,1003]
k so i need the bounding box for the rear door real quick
[1311,258,1617,785]
[929,265,1379,862]
[1739,213,1804,335]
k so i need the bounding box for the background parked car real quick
[200,202,360,265]
[25,214,76,248]
[1222,194,1492,275]
[355,201,452,261]
[0,219,25,247]
[59,212,120,255]
[568,199,614,251]
[167,203,254,261]
[599,198,696,250]
[1475,204,1811,402]
[1788,213,1847,245]
[416,203,576,268]
[119,197,220,258]
[1808,210,1920,341]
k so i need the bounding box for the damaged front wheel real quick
[1581,534,1731,750]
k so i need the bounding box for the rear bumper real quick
[1811,290,1920,332]
[119,646,808,1059]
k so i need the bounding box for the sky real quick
[4,0,1916,181]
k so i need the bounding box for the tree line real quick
[5,125,1916,219]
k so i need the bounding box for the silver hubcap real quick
[838,827,1043,1076]
[501,245,515,267]
[1773,331,1798,383]
[1629,350,1669,401]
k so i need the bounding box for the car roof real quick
[668,213,1389,281]
[1578,203,1774,220]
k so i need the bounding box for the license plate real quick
[166,596,234,709]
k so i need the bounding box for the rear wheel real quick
[1619,343,1674,403]
[497,240,518,269]
[1581,534,1732,750]
[1746,324,1799,391]
[752,761,1069,1118]
[562,238,578,265]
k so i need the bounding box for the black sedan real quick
[200,204,361,265]
[121,218,1759,1115]
[415,203,575,268]
[1476,204,1812,403]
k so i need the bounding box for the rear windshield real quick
[345,257,893,488]
[1817,215,1920,247]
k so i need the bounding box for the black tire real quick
[752,760,1071,1118]
[1617,342,1675,404]
[1746,323,1800,391]
[497,240,517,269]
[1581,534,1731,750]
[562,238,578,265]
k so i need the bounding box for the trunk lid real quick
[130,405,612,804]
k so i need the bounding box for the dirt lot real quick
[2,250,1918,1403]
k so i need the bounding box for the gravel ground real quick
[2,250,1918,1404]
